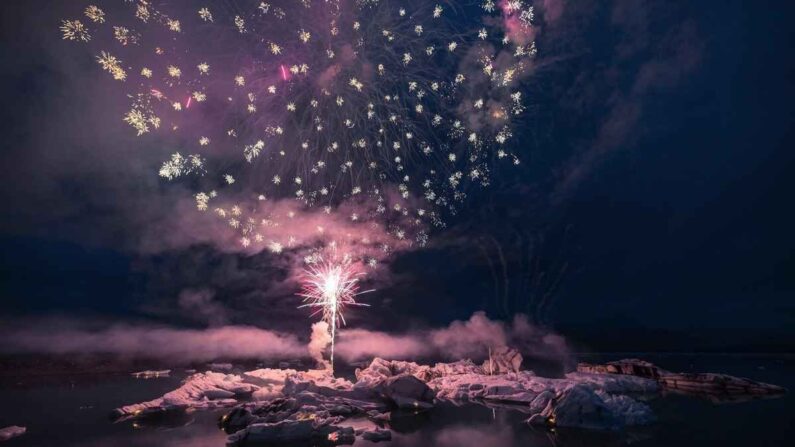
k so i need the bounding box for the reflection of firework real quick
[298,258,372,370]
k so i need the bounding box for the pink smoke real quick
[0,322,306,363]
[335,311,570,362]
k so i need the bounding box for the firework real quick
[59,0,537,255]
[60,0,538,351]
[298,258,372,369]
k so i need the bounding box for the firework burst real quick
[59,0,538,256]
[298,258,372,370]
[59,0,539,361]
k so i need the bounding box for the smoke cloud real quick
[177,288,228,327]
[308,321,332,370]
[0,312,568,367]
[335,311,570,362]
[0,322,305,363]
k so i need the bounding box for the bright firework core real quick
[298,260,372,371]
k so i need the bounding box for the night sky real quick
[0,0,793,353]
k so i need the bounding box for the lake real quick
[1,354,792,446]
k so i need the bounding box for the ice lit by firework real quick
[298,258,372,368]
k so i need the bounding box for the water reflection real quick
[126,409,197,430]
[381,404,649,447]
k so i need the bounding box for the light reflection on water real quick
[0,354,791,447]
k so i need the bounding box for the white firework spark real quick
[298,258,372,369]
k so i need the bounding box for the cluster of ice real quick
[482,346,523,374]
[114,354,659,443]
[112,371,259,419]
[0,426,26,442]
[353,358,485,388]
[359,358,657,431]
[225,368,435,445]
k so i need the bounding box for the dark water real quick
[0,354,792,447]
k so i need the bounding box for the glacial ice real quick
[114,356,660,445]
[0,426,26,442]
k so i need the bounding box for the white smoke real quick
[308,321,332,370]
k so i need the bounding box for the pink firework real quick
[298,259,371,369]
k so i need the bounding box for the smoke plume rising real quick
[308,321,332,370]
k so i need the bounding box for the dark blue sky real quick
[554,1,795,342]
[0,1,793,352]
